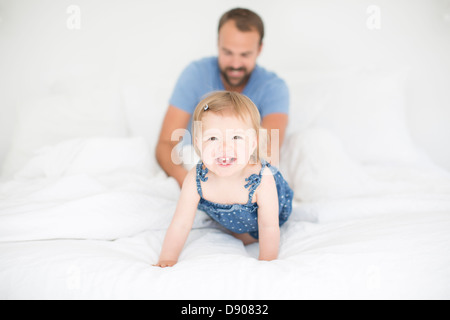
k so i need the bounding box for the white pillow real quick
[16,137,152,179]
[280,127,449,204]
[1,82,128,178]
[287,68,422,165]
[281,127,375,202]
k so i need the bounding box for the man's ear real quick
[257,42,264,57]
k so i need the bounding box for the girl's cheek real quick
[235,140,253,164]
[235,141,246,158]
[202,143,217,164]
[244,137,258,163]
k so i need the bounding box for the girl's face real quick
[196,110,257,177]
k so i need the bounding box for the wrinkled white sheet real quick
[0,137,213,242]
[1,136,450,299]
[1,210,449,299]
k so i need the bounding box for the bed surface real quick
[1,136,449,300]
[1,68,450,299]
[1,209,449,299]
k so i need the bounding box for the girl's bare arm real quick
[256,168,280,261]
[154,168,200,267]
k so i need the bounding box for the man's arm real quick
[261,113,289,165]
[155,105,191,187]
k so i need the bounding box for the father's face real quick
[218,20,262,89]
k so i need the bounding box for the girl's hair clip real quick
[204,104,209,111]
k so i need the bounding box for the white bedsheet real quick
[1,210,449,299]
[1,136,450,299]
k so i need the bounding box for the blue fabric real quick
[196,160,293,239]
[169,57,290,143]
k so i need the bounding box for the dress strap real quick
[196,161,209,198]
[244,160,268,205]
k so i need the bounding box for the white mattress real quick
[1,136,450,299]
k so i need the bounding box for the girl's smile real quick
[216,156,237,167]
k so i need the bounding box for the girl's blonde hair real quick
[192,91,264,162]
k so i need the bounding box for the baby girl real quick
[154,91,293,267]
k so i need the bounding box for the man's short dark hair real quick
[218,8,265,45]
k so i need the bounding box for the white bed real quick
[1,68,450,300]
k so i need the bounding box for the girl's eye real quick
[208,137,218,141]
[233,136,243,140]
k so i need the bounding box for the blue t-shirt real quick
[169,57,290,138]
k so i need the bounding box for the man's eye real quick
[233,136,244,140]
[208,137,218,141]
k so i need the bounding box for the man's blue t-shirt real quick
[169,57,290,132]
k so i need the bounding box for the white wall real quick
[1,0,450,170]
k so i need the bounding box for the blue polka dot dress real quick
[196,159,293,239]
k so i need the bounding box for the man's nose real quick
[229,56,243,69]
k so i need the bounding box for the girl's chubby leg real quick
[231,232,258,245]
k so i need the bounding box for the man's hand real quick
[261,113,288,166]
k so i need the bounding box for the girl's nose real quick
[218,141,234,155]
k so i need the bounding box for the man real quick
[156,8,290,187]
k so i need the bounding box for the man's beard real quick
[220,67,251,89]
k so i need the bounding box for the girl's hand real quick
[153,260,177,268]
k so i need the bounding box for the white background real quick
[0,0,449,171]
